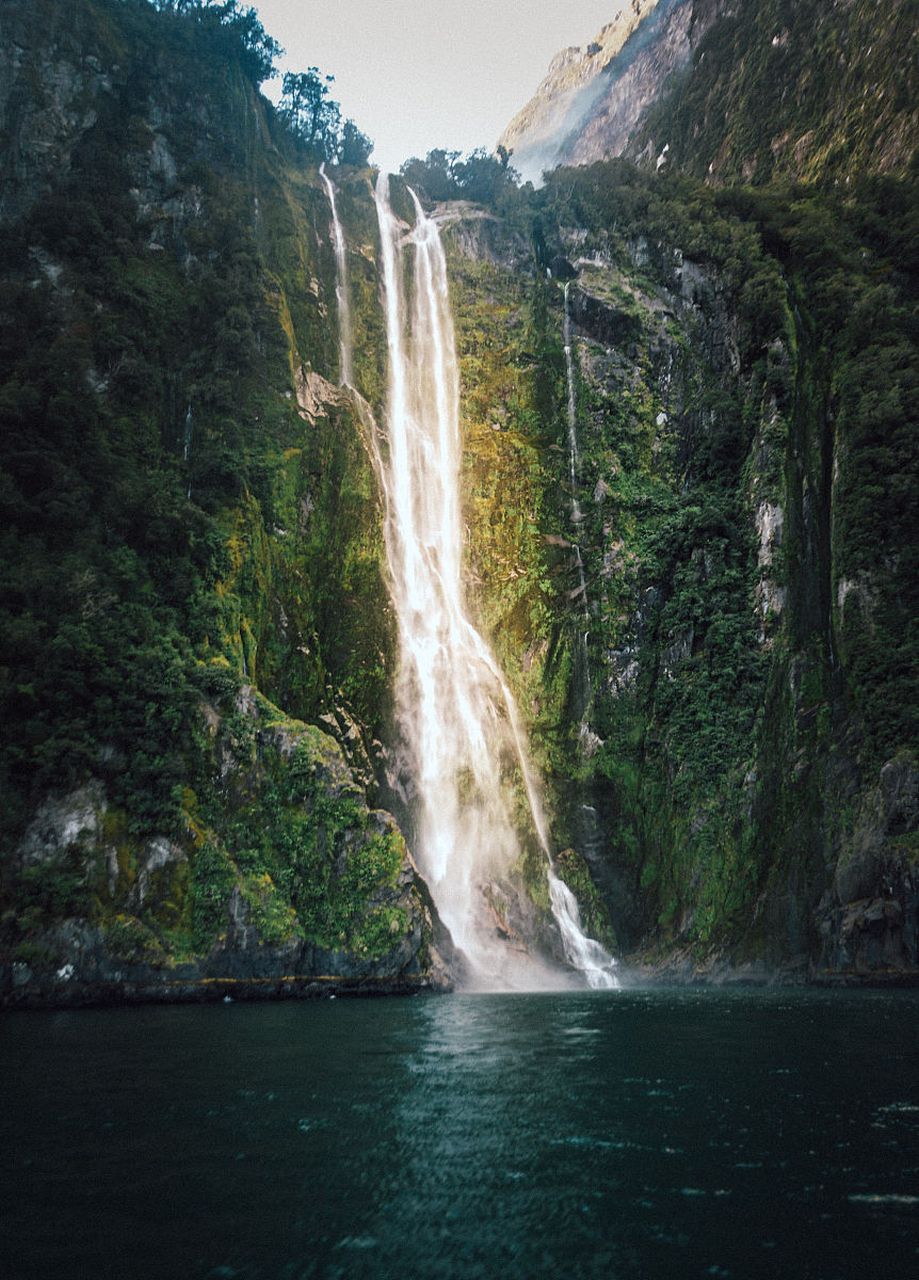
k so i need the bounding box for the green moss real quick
[190,840,237,952]
[239,872,300,945]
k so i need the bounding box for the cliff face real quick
[427,151,917,982]
[0,0,450,1003]
[499,0,669,182]
[492,1,918,983]
[500,0,919,186]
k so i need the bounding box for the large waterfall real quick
[323,168,616,989]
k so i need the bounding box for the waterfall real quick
[563,282,596,736]
[370,173,617,990]
[183,402,193,500]
[183,403,193,461]
[319,163,354,388]
[563,283,584,531]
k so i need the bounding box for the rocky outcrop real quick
[567,283,644,349]
[435,202,531,274]
[815,756,919,977]
[15,781,107,870]
[1,690,456,1008]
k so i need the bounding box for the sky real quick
[254,0,620,174]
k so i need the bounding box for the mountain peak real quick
[499,0,662,181]
[500,0,918,187]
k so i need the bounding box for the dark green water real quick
[2,988,918,1279]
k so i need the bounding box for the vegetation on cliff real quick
[631,0,919,185]
[430,148,916,968]
[0,0,443,993]
[0,0,916,995]
[500,0,917,188]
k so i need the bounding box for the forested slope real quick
[500,0,918,187]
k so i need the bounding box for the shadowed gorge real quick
[0,0,917,1007]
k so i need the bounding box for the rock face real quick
[3,690,455,1007]
[817,757,919,975]
[440,162,917,982]
[0,0,115,225]
[499,0,918,185]
[431,201,531,274]
[499,0,668,182]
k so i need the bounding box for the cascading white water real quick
[563,281,598,742]
[364,173,617,990]
[563,282,585,533]
[319,163,354,388]
[183,403,193,500]
[563,283,590,622]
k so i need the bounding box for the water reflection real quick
[2,990,918,1279]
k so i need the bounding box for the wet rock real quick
[16,782,106,869]
[568,285,643,347]
[438,204,531,273]
[842,896,903,954]
[549,254,578,280]
[129,838,187,915]
[815,755,919,974]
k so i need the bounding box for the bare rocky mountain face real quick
[499,0,670,183]
[500,0,918,185]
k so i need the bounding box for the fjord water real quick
[3,990,918,1279]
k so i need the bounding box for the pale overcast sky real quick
[255,0,619,173]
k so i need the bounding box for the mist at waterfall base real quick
[5,990,919,1279]
[320,166,615,991]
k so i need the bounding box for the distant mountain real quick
[499,0,667,182]
[500,0,919,185]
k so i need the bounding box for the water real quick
[3,989,918,1279]
[562,281,594,732]
[371,176,614,990]
[562,282,585,532]
[318,164,353,388]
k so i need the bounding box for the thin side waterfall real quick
[319,163,353,388]
[563,282,585,531]
[184,402,193,500]
[368,174,616,990]
[563,282,595,734]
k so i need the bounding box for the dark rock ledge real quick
[1,971,448,1011]
[624,947,919,989]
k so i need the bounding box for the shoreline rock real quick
[1,970,451,1011]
